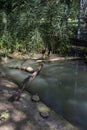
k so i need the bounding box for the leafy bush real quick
[0,0,79,54]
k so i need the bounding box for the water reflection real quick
[29,60,87,129]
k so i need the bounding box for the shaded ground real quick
[0,77,78,130]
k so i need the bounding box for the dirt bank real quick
[7,51,81,61]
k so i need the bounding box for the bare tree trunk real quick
[77,0,83,40]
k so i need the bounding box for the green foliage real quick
[0,0,79,54]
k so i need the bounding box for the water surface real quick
[29,60,87,130]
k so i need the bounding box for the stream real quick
[1,59,87,130]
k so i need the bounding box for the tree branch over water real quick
[8,64,43,102]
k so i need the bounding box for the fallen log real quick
[8,64,43,102]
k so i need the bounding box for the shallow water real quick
[1,59,87,129]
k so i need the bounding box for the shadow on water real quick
[1,59,87,130]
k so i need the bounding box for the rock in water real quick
[31,95,40,102]
[40,111,49,118]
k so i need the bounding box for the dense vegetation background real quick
[0,0,81,55]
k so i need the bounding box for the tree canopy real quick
[0,0,81,54]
